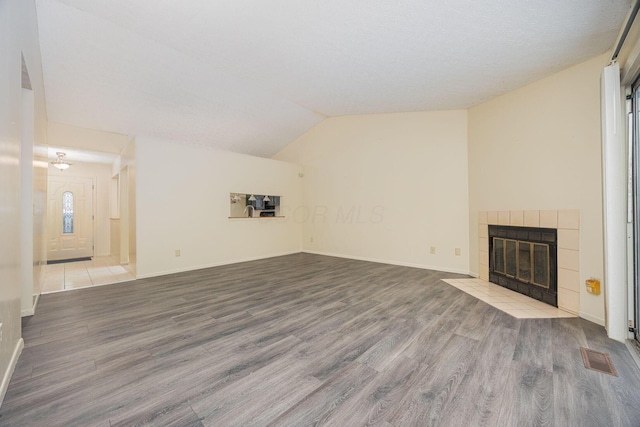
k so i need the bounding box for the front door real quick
[47,176,94,261]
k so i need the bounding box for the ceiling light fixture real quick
[51,152,72,170]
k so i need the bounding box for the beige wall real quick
[0,0,47,404]
[33,144,48,297]
[135,137,303,278]
[48,162,114,257]
[274,110,470,274]
[20,87,47,316]
[48,122,129,154]
[468,53,608,324]
[117,138,136,268]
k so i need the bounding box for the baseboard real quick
[136,251,301,279]
[21,292,41,317]
[0,338,24,407]
[32,293,40,314]
[301,250,471,276]
[579,311,605,326]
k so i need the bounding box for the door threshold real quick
[47,257,92,265]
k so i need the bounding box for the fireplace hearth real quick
[488,225,558,307]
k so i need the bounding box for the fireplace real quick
[488,225,558,307]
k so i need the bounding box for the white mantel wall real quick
[468,53,608,325]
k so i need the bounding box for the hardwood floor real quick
[2,253,639,426]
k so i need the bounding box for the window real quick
[63,191,74,234]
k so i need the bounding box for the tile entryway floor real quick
[42,255,135,293]
[443,278,577,319]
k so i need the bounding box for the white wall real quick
[33,143,48,297]
[48,121,129,154]
[116,138,136,268]
[0,0,47,404]
[274,110,470,274]
[48,162,114,257]
[20,89,35,316]
[468,53,607,324]
[135,137,303,278]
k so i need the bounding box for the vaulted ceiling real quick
[36,0,631,157]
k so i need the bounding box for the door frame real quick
[632,82,640,343]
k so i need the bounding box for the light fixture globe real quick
[51,152,72,170]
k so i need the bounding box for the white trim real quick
[579,311,605,326]
[91,175,96,259]
[302,250,471,276]
[0,338,24,407]
[601,63,629,342]
[627,223,635,339]
[136,251,301,279]
[32,292,40,313]
[625,340,640,371]
[21,292,40,317]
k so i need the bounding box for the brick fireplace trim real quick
[478,209,580,314]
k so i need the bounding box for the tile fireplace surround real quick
[478,209,580,314]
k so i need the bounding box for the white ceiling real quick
[36,0,632,158]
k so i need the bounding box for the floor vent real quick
[580,347,618,376]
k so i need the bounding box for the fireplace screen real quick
[493,238,549,288]
[488,225,557,307]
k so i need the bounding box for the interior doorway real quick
[47,175,94,261]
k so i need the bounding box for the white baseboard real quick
[32,293,40,314]
[579,311,605,326]
[21,293,41,317]
[0,338,24,407]
[301,250,471,276]
[136,251,301,279]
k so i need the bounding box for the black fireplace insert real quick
[488,225,558,307]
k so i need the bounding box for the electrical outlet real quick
[175,249,181,257]
[455,248,461,256]
[310,237,314,243]
[430,246,436,254]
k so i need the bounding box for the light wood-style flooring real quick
[2,253,640,426]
